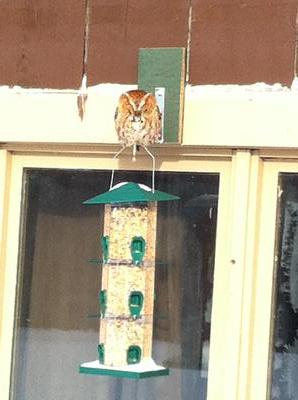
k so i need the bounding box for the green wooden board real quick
[138,48,186,143]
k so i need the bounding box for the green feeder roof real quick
[83,182,179,204]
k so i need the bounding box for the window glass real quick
[270,173,298,400]
[10,169,219,400]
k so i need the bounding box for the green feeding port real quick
[98,343,105,364]
[101,236,109,263]
[131,236,146,265]
[99,290,107,318]
[127,345,142,365]
[129,291,144,318]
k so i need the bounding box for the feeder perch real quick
[79,182,179,379]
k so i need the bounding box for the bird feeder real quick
[79,182,179,379]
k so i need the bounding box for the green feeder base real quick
[79,358,169,379]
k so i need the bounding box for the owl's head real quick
[116,89,160,129]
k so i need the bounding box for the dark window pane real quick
[270,173,298,400]
[10,169,219,400]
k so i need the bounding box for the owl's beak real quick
[132,116,141,123]
[132,110,143,123]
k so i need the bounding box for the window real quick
[9,168,219,400]
[270,174,298,399]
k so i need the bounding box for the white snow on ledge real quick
[188,82,290,93]
[0,80,297,96]
[185,81,298,100]
[0,83,137,95]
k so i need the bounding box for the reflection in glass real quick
[10,169,219,400]
[271,174,298,400]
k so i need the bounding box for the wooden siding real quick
[190,1,298,86]
[0,0,85,89]
[0,0,297,88]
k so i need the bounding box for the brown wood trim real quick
[0,1,86,89]
[1,1,297,88]
[189,1,298,86]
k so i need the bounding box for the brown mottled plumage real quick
[114,90,162,147]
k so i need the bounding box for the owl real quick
[114,89,162,148]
